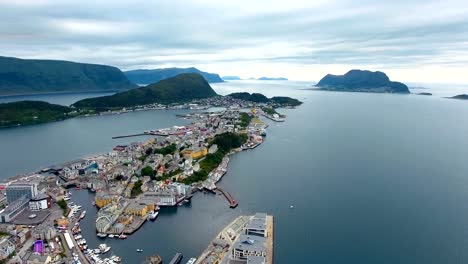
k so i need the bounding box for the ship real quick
[137,249,143,252]
[118,234,127,239]
[97,233,107,238]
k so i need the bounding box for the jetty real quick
[217,188,238,208]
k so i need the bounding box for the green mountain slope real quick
[0,56,136,96]
[72,73,217,108]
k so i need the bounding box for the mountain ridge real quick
[124,67,223,84]
[0,56,136,96]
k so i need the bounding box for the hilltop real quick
[0,56,136,96]
[73,73,218,109]
[124,67,223,84]
[316,70,409,93]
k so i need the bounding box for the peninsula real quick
[227,92,302,106]
[316,69,410,93]
[124,67,224,84]
[0,74,302,128]
[0,94,290,263]
[0,56,136,96]
[0,100,74,128]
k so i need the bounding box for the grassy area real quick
[131,180,143,197]
[57,199,68,216]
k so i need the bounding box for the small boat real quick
[136,249,143,252]
[118,234,127,239]
[111,255,122,262]
[290,205,294,209]
[108,234,115,238]
[148,211,159,221]
[79,211,86,219]
[75,186,81,190]
[97,233,107,238]
[99,244,111,254]
[186,258,197,264]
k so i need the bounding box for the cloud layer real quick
[1,0,468,83]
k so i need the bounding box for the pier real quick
[112,132,171,139]
[217,188,238,208]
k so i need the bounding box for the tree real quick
[141,166,154,177]
[145,147,153,156]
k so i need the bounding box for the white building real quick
[29,193,50,211]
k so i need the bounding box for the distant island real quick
[0,56,136,96]
[221,76,288,81]
[258,77,288,81]
[316,70,410,93]
[0,100,73,128]
[222,76,242,81]
[73,73,217,109]
[227,92,302,106]
[449,94,468,100]
[124,67,223,84]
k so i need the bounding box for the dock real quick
[169,252,183,264]
[217,188,238,208]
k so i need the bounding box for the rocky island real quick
[316,69,410,93]
[449,94,468,100]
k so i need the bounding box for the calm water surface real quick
[2,81,468,263]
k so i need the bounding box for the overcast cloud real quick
[1,0,468,83]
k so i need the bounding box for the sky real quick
[1,0,468,83]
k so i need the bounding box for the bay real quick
[1,81,468,263]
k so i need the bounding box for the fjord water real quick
[2,81,468,263]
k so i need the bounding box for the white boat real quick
[79,210,86,219]
[148,211,159,221]
[118,234,127,239]
[110,256,122,262]
[99,244,111,254]
[186,258,197,264]
[136,249,143,252]
[108,234,115,238]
